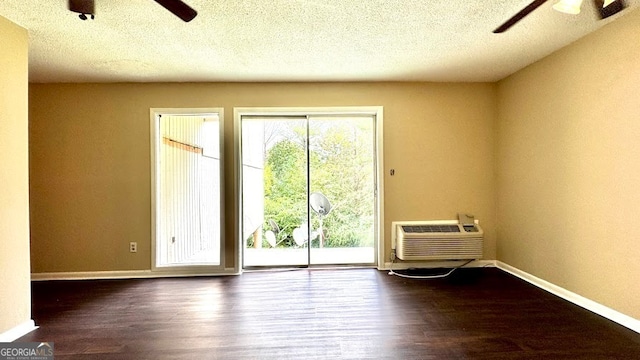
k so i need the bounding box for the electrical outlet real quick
[129,242,137,253]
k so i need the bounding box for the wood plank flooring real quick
[17,268,640,359]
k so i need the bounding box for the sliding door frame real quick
[150,108,228,275]
[233,107,385,272]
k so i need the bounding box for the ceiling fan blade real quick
[594,0,625,19]
[153,0,197,22]
[493,0,550,33]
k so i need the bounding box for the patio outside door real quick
[240,112,377,268]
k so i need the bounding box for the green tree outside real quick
[250,120,374,249]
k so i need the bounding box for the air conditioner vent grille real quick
[402,225,460,233]
[394,221,484,261]
[401,238,483,259]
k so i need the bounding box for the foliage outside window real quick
[246,120,374,248]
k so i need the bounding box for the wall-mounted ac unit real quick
[392,220,483,261]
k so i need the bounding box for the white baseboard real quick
[380,259,495,271]
[496,261,640,334]
[0,320,38,342]
[31,268,238,281]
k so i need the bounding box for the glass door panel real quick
[242,117,309,267]
[308,116,376,265]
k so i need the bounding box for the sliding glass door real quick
[239,110,378,268]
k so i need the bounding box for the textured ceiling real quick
[0,0,637,83]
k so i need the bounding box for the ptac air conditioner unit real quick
[393,220,483,261]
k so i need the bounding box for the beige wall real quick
[497,9,640,319]
[28,82,497,272]
[0,16,31,334]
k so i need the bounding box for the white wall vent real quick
[392,220,483,261]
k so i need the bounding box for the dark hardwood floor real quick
[17,268,640,359]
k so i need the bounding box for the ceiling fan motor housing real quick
[68,0,95,15]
